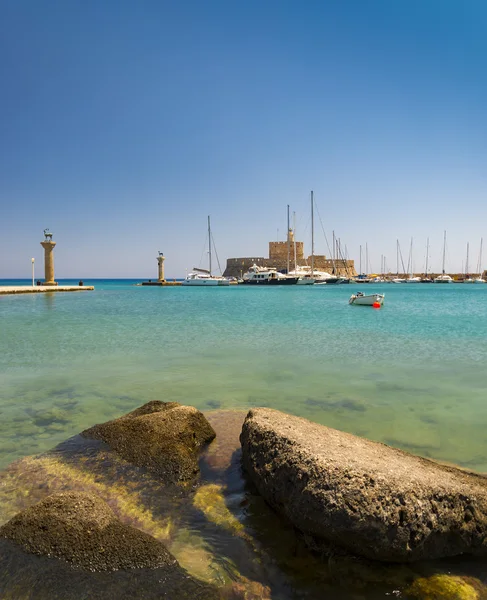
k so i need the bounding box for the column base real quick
[43,281,58,286]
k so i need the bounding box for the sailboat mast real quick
[208,215,212,276]
[293,211,297,271]
[286,205,290,274]
[409,237,413,278]
[365,243,369,276]
[466,242,469,276]
[425,238,429,276]
[311,190,314,276]
[359,245,362,275]
[442,230,447,274]
[480,238,484,275]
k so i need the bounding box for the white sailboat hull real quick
[182,277,229,286]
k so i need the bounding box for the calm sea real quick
[1,279,486,471]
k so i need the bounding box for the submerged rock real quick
[406,574,484,600]
[240,408,487,562]
[0,491,177,571]
[0,491,220,598]
[82,401,216,483]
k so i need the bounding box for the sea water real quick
[1,279,487,472]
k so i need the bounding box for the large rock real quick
[0,491,178,570]
[81,401,216,483]
[240,408,487,562]
[0,492,220,598]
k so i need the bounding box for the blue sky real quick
[1,0,487,278]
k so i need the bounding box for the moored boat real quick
[434,231,453,283]
[183,268,230,286]
[434,274,453,283]
[241,264,299,285]
[182,216,231,286]
[349,292,384,306]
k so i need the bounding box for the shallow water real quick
[2,281,487,598]
[1,279,487,472]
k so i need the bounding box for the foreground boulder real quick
[82,401,216,483]
[0,491,175,570]
[240,408,487,562]
[0,491,220,598]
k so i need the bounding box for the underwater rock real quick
[0,491,220,599]
[406,574,484,600]
[0,491,178,570]
[240,408,487,562]
[81,401,216,483]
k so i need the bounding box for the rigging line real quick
[314,203,335,270]
[211,232,223,275]
[198,234,209,269]
[398,242,407,275]
[336,239,351,277]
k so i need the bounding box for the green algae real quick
[406,574,484,600]
[193,484,244,535]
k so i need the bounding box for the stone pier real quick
[40,229,58,286]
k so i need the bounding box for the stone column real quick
[40,240,58,286]
[157,253,165,282]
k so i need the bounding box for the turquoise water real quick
[1,279,487,472]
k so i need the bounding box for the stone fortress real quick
[223,230,357,279]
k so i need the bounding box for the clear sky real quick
[1,0,487,278]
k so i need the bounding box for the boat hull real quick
[241,278,299,285]
[182,278,230,286]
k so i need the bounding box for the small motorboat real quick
[349,292,384,306]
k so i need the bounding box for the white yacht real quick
[182,216,231,286]
[242,264,299,285]
[434,274,453,283]
[288,265,333,284]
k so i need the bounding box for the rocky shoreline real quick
[1,402,486,599]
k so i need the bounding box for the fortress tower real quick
[40,229,58,286]
[269,229,304,263]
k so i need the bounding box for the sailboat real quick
[182,216,231,286]
[463,243,475,283]
[434,231,453,283]
[355,245,371,282]
[420,238,433,282]
[474,238,486,283]
[391,240,405,283]
[288,192,332,283]
[287,204,315,285]
[405,237,421,282]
